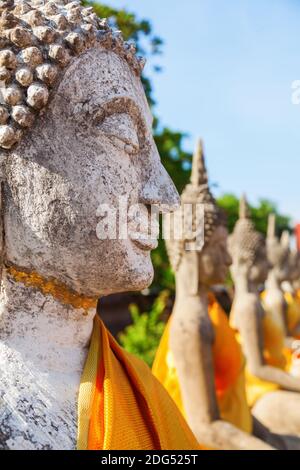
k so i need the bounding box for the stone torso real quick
[0,271,95,450]
[0,346,77,449]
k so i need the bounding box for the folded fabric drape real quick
[77,315,201,450]
[284,292,300,340]
[152,294,252,434]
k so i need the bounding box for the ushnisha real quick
[0,0,145,149]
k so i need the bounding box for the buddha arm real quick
[170,297,220,428]
[240,299,300,392]
[282,302,300,344]
[282,298,293,339]
[285,336,296,348]
[170,297,273,450]
[252,416,294,450]
[282,300,296,347]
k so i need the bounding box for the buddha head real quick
[266,214,290,283]
[228,196,269,286]
[287,248,300,284]
[0,0,179,297]
[166,139,231,293]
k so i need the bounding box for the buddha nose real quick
[139,159,180,213]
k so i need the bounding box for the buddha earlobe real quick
[187,251,200,296]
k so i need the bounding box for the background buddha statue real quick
[263,214,291,339]
[228,199,300,439]
[152,140,274,450]
[0,0,184,450]
[281,247,300,340]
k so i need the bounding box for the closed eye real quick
[93,111,140,155]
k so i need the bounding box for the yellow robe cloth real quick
[260,291,297,372]
[284,292,300,340]
[77,315,201,450]
[231,300,287,408]
[152,294,252,434]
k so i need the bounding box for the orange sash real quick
[152,295,252,434]
[285,292,300,340]
[77,316,201,450]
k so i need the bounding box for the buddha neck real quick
[0,265,97,450]
[231,265,257,297]
[173,260,209,320]
[266,268,281,293]
[0,265,97,373]
[282,280,294,294]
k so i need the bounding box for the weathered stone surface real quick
[0,3,179,451]
[0,272,93,450]
[0,0,147,149]
[4,48,178,298]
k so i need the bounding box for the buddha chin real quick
[4,214,156,297]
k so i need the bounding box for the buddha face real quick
[267,241,290,283]
[2,48,179,296]
[249,246,270,285]
[198,226,232,285]
[288,252,300,282]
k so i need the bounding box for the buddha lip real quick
[131,237,158,251]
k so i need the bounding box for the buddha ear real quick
[186,250,200,296]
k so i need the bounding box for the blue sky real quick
[104,0,300,222]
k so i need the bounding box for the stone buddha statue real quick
[0,0,201,451]
[152,140,277,450]
[281,243,300,340]
[229,199,300,439]
[292,253,300,292]
[263,215,291,340]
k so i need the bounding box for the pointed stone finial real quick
[239,193,250,219]
[190,138,208,187]
[267,213,276,240]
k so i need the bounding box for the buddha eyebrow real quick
[93,97,148,136]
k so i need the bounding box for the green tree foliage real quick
[217,193,292,235]
[118,291,169,367]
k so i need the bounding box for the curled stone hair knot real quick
[228,195,265,266]
[0,0,145,149]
